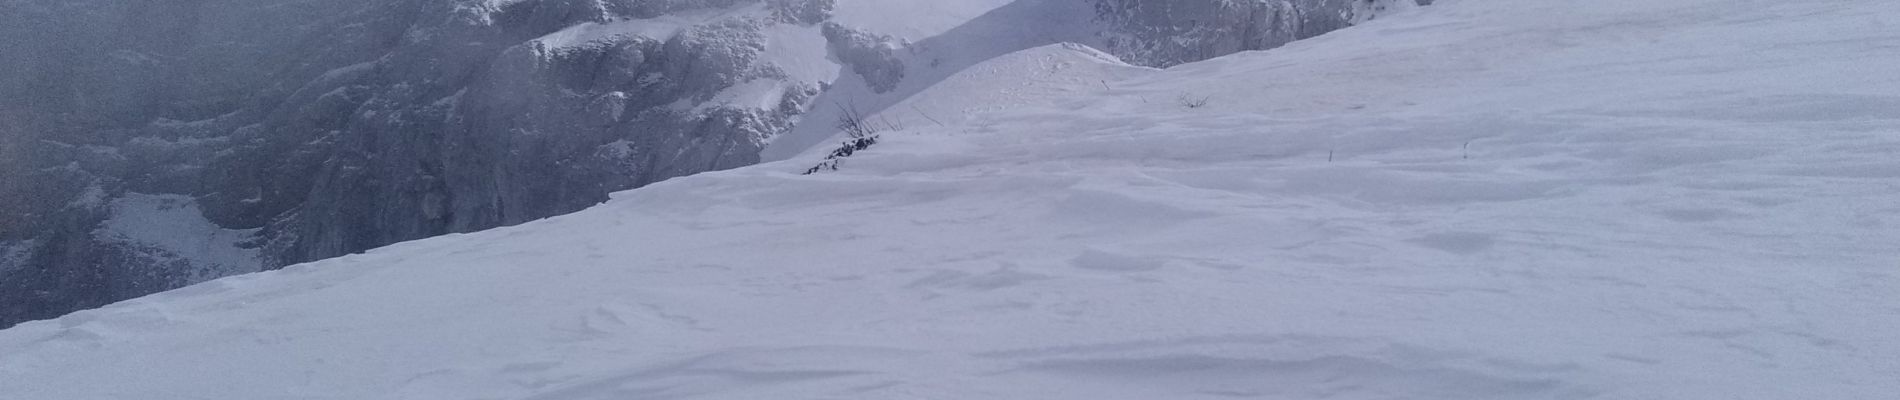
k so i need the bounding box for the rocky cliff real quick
[0,0,1424,327]
[1096,0,1424,67]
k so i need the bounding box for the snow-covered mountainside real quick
[4,0,1897,398]
[0,0,1415,327]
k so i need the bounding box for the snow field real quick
[4,0,1900,399]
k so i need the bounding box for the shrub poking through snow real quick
[804,103,894,174]
[1177,93,1210,108]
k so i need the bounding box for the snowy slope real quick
[5,0,1900,399]
[829,0,1021,39]
[760,0,1108,162]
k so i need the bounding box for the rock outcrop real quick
[1094,0,1423,67]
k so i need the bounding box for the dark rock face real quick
[1094,0,1425,67]
[1,0,404,326]
[0,0,829,327]
[0,0,1422,328]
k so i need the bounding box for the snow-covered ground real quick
[4,0,1899,399]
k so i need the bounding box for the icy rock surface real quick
[0,0,1411,327]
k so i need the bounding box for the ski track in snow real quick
[5,0,1900,399]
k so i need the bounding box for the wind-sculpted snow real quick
[4,0,1899,398]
